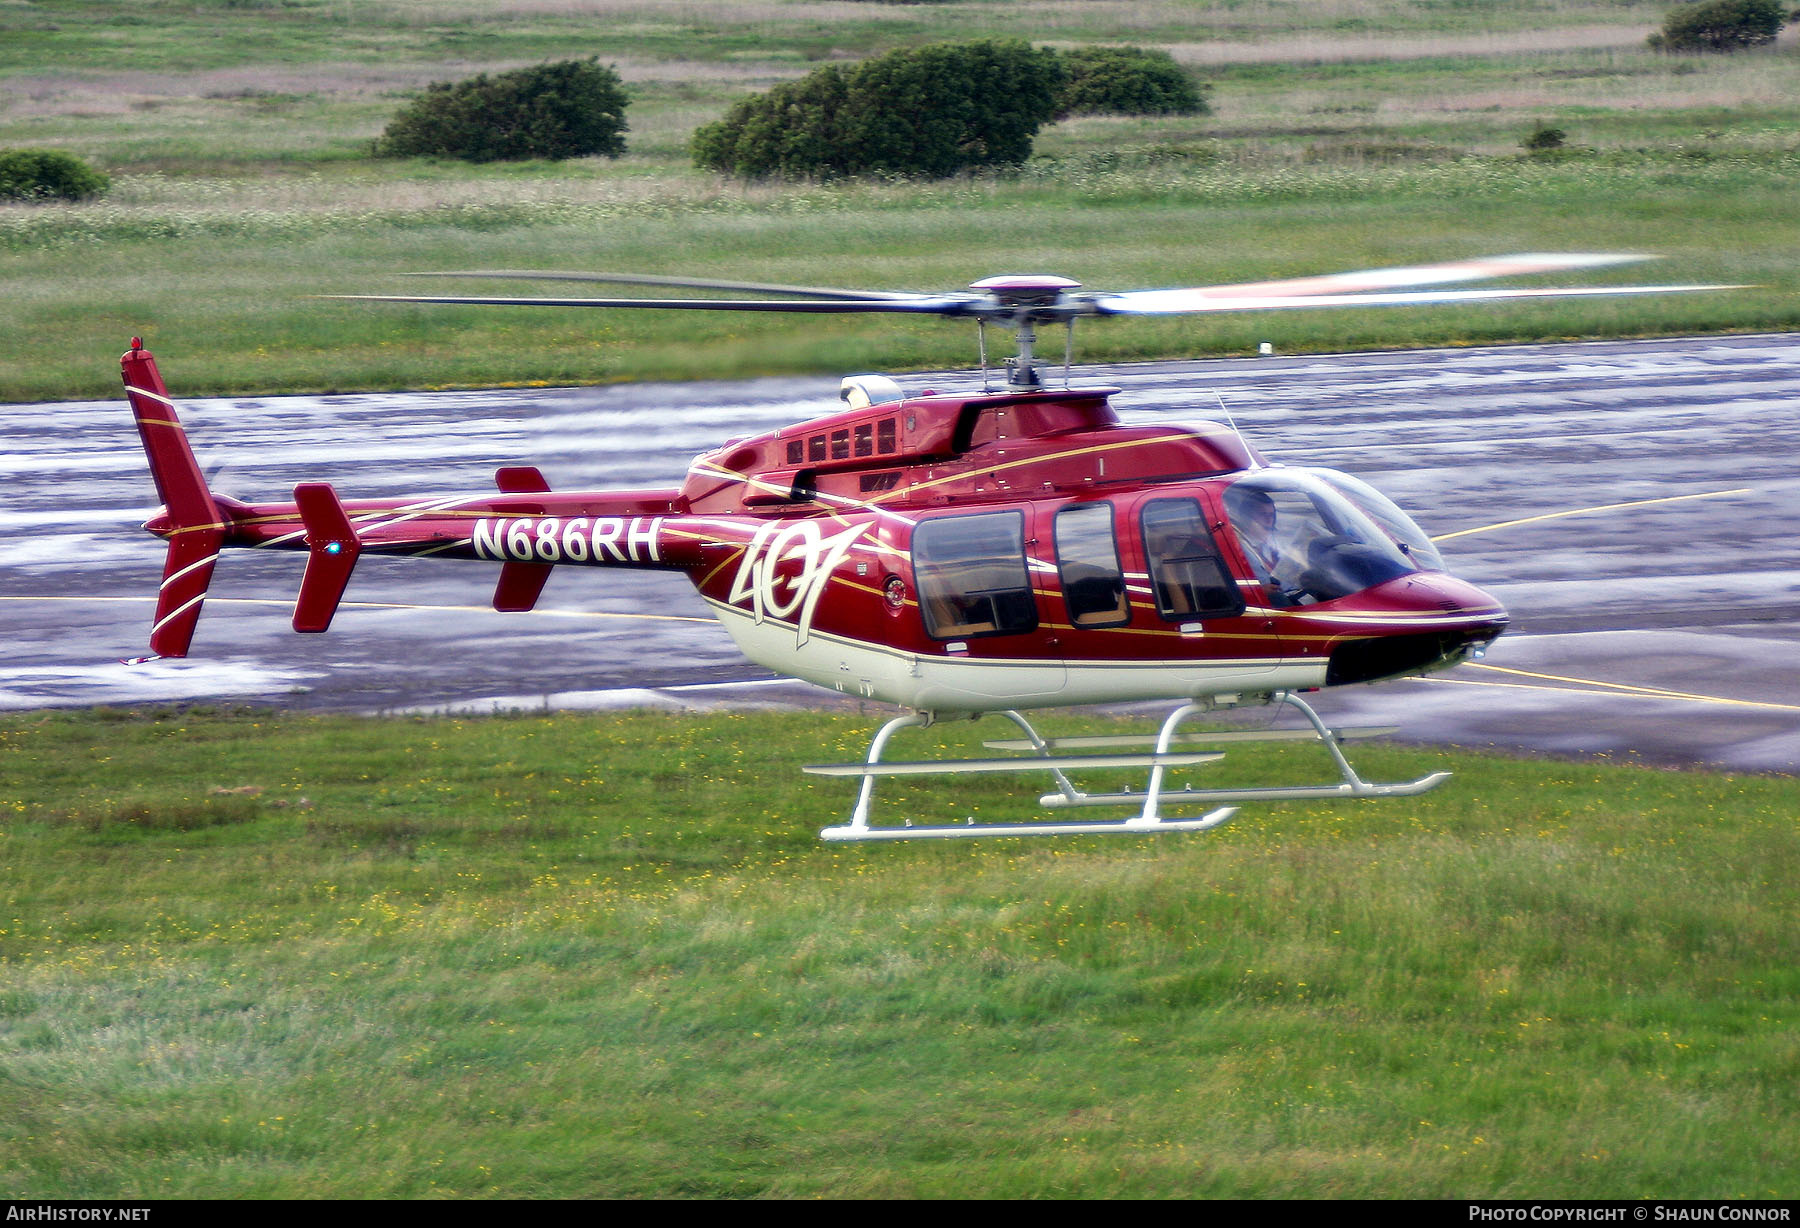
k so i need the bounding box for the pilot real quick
[1228,488,1281,576]
[1227,486,1305,606]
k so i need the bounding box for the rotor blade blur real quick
[1089,283,1746,315]
[407,270,927,302]
[1105,253,1655,303]
[332,293,973,314]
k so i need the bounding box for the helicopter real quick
[122,253,1732,842]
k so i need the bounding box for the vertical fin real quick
[148,528,224,658]
[123,339,225,657]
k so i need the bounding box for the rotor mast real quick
[964,275,1087,391]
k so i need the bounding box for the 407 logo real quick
[727,520,868,646]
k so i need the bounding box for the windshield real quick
[1311,468,1446,572]
[1221,470,1425,606]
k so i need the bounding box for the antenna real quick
[1213,391,1260,470]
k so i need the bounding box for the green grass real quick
[3,1,1798,400]
[0,1,1677,79]
[1,706,1796,1197]
[2,149,1795,400]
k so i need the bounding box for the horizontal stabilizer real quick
[493,560,552,612]
[496,465,551,494]
[292,482,361,633]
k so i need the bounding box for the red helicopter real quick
[123,253,1727,841]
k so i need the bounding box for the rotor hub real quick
[967,275,1083,312]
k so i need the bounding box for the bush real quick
[694,39,1064,179]
[0,149,109,202]
[1647,0,1786,50]
[1057,46,1208,117]
[1522,122,1567,152]
[376,59,628,162]
[692,66,856,179]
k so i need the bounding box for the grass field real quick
[2,705,1796,1198]
[2,1,1797,400]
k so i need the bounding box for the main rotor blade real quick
[1089,282,1745,316]
[332,293,972,314]
[406,270,927,302]
[1098,252,1654,306]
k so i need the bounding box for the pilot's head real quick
[1229,487,1277,541]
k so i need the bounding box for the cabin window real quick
[831,429,850,460]
[786,440,804,465]
[808,435,827,463]
[912,512,1037,640]
[877,418,897,453]
[1141,498,1244,621]
[854,423,873,457]
[1055,503,1129,628]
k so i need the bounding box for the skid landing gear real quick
[808,692,1449,844]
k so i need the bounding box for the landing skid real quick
[808,692,1449,843]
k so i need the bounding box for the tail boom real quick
[122,339,704,653]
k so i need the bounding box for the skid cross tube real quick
[981,726,1400,751]
[1037,692,1450,810]
[812,708,1237,843]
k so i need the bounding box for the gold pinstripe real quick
[869,429,1211,505]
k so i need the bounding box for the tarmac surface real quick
[6,334,1799,773]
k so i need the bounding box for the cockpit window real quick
[1223,471,1420,606]
[913,511,1037,639]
